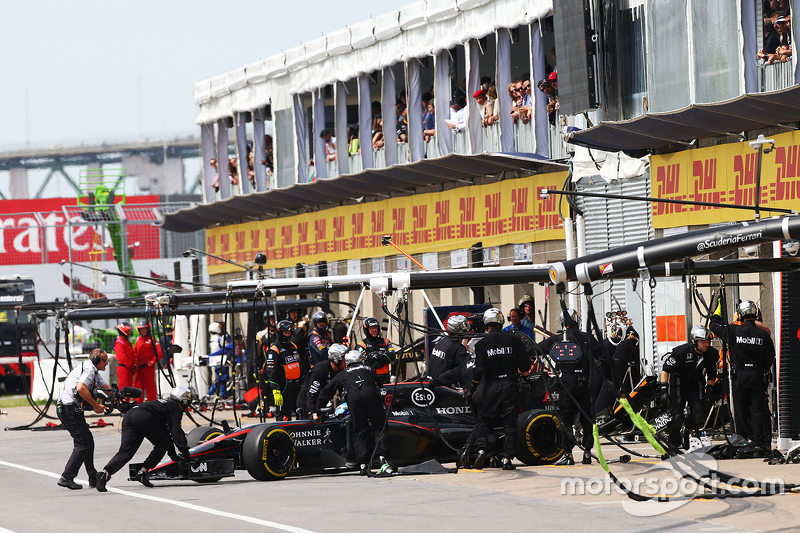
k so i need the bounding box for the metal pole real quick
[345,286,367,340]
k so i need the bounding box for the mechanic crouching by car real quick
[469,308,530,470]
[96,387,194,492]
[659,325,719,449]
[357,317,395,385]
[317,350,395,475]
[57,348,111,490]
[425,314,471,388]
[266,320,303,420]
[297,343,347,420]
[709,299,775,449]
[537,309,598,466]
[308,311,333,367]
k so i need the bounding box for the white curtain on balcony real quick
[407,59,424,162]
[253,108,268,191]
[234,112,249,194]
[200,122,216,203]
[467,40,483,154]
[530,22,549,158]
[435,49,453,155]
[293,94,307,183]
[358,75,374,169]
[335,81,349,176]
[496,28,514,153]
[382,66,399,166]
[313,88,327,180]
[217,118,231,198]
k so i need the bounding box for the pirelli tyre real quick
[186,426,224,448]
[515,409,564,465]
[243,424,296,481]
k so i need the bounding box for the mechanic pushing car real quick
[266,320,304,420]
[659,325,719,449]
[710,299,775,449]
[426,314,471,388]
[537,309,599,466]
[308,310,333,367]
[56,348,111,490]
[133,318,160,403]
[114,322,136,390]
[469,308,530,470]
[357,317,395,384]
[317,350,394,475]
[96,386,194,492]
[297,343,348,420]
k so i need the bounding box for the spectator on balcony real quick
[548,71,559,94]
[246,146,255,188]
[263,134,274,175]
[424,101,436,142]
[509,80,527,125]
[320,129,337,162]
[473,89,496,127]
[480,76,493,93]
[538,78,558,125]
[456,79,467,100]
[210,158,220,193]
[397,105,408,143]
[348,127,360,155]
[447,97,468,132]
[422,93,434,128]
[372,117,384,150]
[487,85,498,105]
[760,14,792,63]
[228,158,239,187]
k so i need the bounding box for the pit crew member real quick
[308,311,333,367]
[357,317,395,384]
[266,320,303,420]
[425,314,471,388]
[114,322,136,390]
[297,343,347,420]
[133,318,160,403]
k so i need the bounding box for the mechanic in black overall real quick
[425,314,471,388]
[709,299,775,449]
[56,349,111,490]
[316,350,394,475]
[254,310,277,411]
[469,308,530,470]
[96,386,194,492]
[308,310,333,367]
[595,328,640,413]
[266,320,303,421]
[288,307,311,376]
[357,317,395,385]
[297,343,347,420]
[659,325,719,449]
[537,309,598,466]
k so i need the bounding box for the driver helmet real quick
[483,308,505,328]
[363,317,380,339]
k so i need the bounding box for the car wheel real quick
[242,424,295,481]
[515,409,564,465]
[186,426,224,448]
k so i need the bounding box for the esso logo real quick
[411,387,435,407]
[384,394,393,406]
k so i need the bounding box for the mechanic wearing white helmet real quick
[297,343,348,420]
[536,308,600,465]
[96,386,195,492]
[659,325,719,449]
[316,350,394,475]
[710,299,775,449]
[426,314,471,388]
[469,308,531,471]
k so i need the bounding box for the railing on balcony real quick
[549,111,568,160]
[373,147,387,169]
[514,121,536,154]
[483,123,501,153]
[424,138,440,159]
[397,142,410,164]
[759,60,794,92]
[452,131,470,154]
[349,153,363,174]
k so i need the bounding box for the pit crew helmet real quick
[208,322,223,336]
[446,314,469,333]
[517,294,534,310]
[169,386,194,408]
[690,325,712,344]
[117,322,133,337]
[737,300,758,319]
[137,318,150,333]
[311,310,328,328]
[328,343,348,364]
[363,317,380,339]
[345,350,365,366]
[277,320,293,340]
[559,308,580,327]
[483,308,505,328]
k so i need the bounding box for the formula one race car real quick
[130,381,565,483]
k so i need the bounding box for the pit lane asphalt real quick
[1,406,796,533]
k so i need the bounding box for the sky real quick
[0,0,412,196]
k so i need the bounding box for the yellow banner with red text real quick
[651,130,800,228]
[205,172,568,274]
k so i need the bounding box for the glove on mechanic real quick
[659,382,669,405]
[273,390,284,406]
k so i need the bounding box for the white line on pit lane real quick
[0,460,317,533]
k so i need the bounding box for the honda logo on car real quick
[435,406,471,415]
[411,387,435,407]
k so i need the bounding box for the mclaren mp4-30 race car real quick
[130,381,564,483]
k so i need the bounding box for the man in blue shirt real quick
[503,308,533,338]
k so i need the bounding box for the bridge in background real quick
[0,137,204,199]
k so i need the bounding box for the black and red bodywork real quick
[132,381,558,483]
[0,277,37,393]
